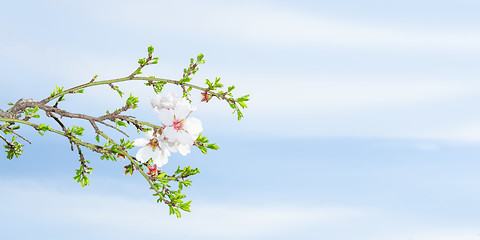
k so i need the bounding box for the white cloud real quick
[0,178,363,239]
[69,0,480,51]
[0,42,133,84]
[421,121,480,142]
[378,229,480,240]
[193,73,480,142]
[3,177,478,240]
[239,75,477,115]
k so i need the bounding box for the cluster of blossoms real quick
[133,93,202,169]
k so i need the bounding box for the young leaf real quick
[116,121,127,128]
[148,45,154,55]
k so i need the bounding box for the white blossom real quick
[150,92,176,113]
[133,131,170,167]
[157,97,202,156]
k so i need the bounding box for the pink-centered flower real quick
[157,97,202,156]
[133,131,170,167]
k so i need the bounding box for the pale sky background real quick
[2,0,480,239]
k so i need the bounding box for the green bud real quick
[148,45,154,54]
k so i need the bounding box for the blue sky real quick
[2,0,480,239]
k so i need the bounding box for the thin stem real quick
[0,118,103,152]
[123,118,163,130]
[0,125,31,144]
[43,77,231,104]
[0,133,12,146]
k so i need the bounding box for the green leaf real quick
[236,108,244,120]
[37,124,50,136]
[153,81,166,94]
[69,126,85,136]
[148,45,154,55]
[2,128,12,134]
[116,121,127,127]
[205,79,213,88]
[198,146,207,154]
[179,77,191,84]
[207,143,220,150]
[196,134,208,143]
[38,124,50,131]
[25,106,41,118]
[237,94,250,102]
[214,77,223,88]
[4,136,23,159]
[126,94,139,109]
[157,172,167,179]
[238,101,248,109]
[95,135,100,143]
[56,86,64,94]
[180,201,192,212]
[115,87,124,98]
[197,53,204,62]
[197,53,205,64]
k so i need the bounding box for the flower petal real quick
[178,144,191,156]
[160,92,176,109]
[133,138,149,147]
[136,146,156,163]
[158,108,175,125]
[174,98,193,120]
[177,131,194,146]
[150,95,162,112]
[166,141,179,153]
[152,147,170,167]
[145,130,155,139]
[162,127,179,142]
[184,117,203,139]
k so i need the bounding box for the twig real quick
[0,134,13,147]
[0,125,31,144]
[46,111,74,151]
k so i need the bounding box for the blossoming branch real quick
[0,46,249,218]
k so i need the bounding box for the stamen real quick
[173,119,184,131]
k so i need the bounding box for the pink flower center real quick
[148,138,159,148]
[173,119,184,131]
